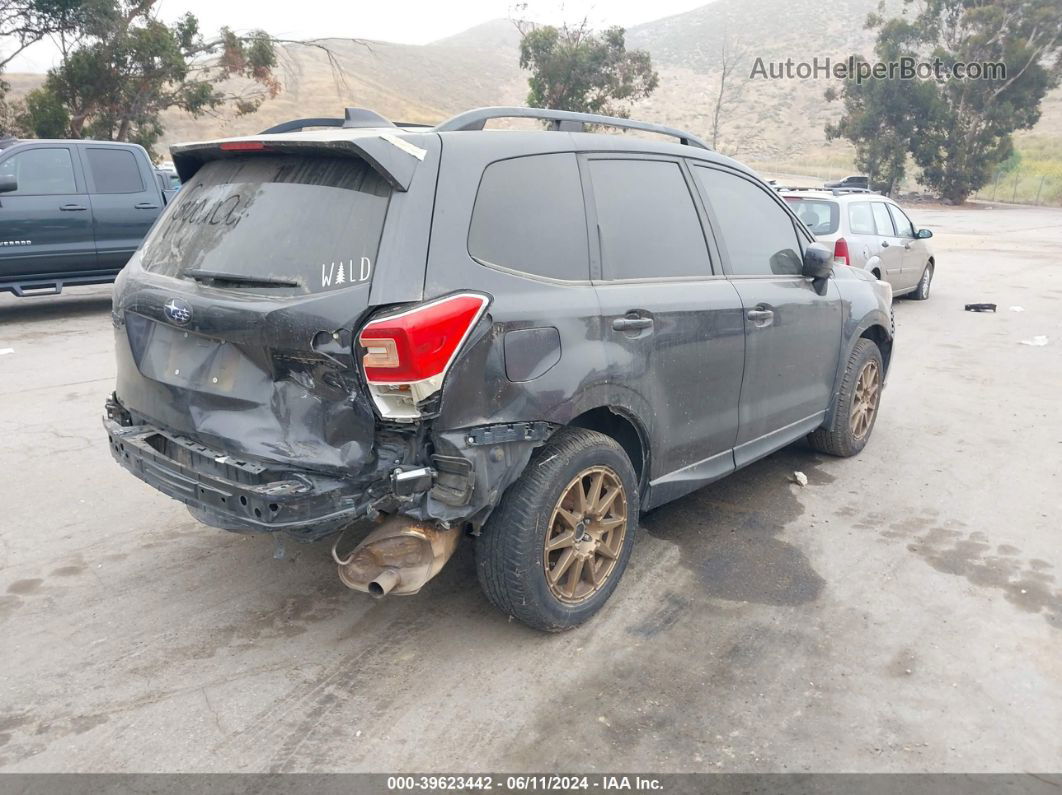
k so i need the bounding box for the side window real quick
[468,153,589,281]
[848,202,875,235]
[887,203,916,237]
[0,148,77,195]
[871,202,895,236]
[589,159,710,280]
[693,166,802,276]
[85,147,144,194]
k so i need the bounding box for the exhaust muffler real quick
[334,516,461,597]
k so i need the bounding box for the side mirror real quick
[916,228,933,239]
[802,242,833,279]
[0,174,17,193]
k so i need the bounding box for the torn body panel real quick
[104,408,392,539]
[109,253,548,539]
[112,267,382,473]
[103,137,451,538]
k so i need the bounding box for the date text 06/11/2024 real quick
[385,775,664,791]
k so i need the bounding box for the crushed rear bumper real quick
[104,404,385,539]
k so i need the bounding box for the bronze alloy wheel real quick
[543,466,628,603]
[850,359,881,440]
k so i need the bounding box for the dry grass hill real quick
[4,0,1060,191]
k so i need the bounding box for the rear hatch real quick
[112,136,436,474]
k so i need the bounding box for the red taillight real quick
[219,141,267,151]
[833,238,850,266]
[360,293,489,384]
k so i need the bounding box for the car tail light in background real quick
[833,238,850,266]
[358,293,490,420]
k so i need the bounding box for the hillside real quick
[623,0,905,157]
[4,3,1060,170]
[159,29,526,146]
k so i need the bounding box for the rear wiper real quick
[185,269,300,288]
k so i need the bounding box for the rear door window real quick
[468,153,589,281]
[870,202,896,236]
[0,147,77,195]
[848,202,876,235]
[85,147,144,193]
[589,158,710,280]
[140,155,390,293]
[693,166,802,276]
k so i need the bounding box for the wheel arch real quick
[864,254,883,280]
[823,314,893,430]
[565,405,649,496]
[859,323,893,375]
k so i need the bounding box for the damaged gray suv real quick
[104,106,894,631]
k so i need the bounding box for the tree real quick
[825,51,938,195]
[828,0,1062,203]
[516,17,658,117]
[15,81,67,135]
[709,30,747,150]
[8,1,281,150]
[3,0,354,153]
[1,0,100,73]
[1,0,103,126]
[906,0,1061,203]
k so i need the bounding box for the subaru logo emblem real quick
[164,298,192,326]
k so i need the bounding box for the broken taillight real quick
[833,238,850,266]
[358,293,490,420]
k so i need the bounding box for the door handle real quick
[134,202,159,210]
[612,315,653,331]
[904,242,912,250]
[880,240,890,247]
[60,203,87,211]
[746,308,774,326]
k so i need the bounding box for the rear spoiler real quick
[169,132,428,192]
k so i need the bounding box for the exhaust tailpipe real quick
[335,516,460,597]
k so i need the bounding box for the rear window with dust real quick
[784,198,839,236]
[140,154,390,293]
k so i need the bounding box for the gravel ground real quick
[0,202,1059,773]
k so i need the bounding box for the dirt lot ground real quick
[1,203,1059,774]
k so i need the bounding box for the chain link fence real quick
[752,160,1062,207]
[973,170,1062,206]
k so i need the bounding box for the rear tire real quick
[807,338,883,457]
[910,262,933,300]
[475,428,639,632]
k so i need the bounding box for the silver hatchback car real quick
[782,189,936,299]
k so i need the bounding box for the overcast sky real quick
[5,0,710,72]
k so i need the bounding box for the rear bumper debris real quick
[103,393,557,541]
[104,403,389,539]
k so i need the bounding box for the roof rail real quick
[261,108,397,135]
[780,186,879,196]
[433,106,711,150]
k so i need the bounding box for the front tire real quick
[807,338,884,457]
[910,262,933,300]
[475,428,639,632]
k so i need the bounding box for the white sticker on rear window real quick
[321,257,372,288]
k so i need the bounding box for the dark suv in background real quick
[0,137,165,296]
[104,107,894,631]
